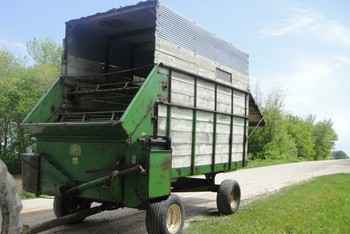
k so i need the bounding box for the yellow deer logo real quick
[70,144,82,165]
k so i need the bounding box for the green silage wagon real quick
[22,1,263,233]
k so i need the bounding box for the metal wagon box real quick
[22,1,263,233]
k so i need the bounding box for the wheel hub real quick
[230,193,237,210]
[166,204,182,234]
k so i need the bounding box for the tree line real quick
[0,38,62,174]
[248,92,338,161]
[0,38,341,174]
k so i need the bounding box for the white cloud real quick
[0,39,28,57]
[0,39,26,50]
[334,55,350,66]
[260,8,350,47]
[260,8,320,36]
[258,8,350,153]
[255,55,350,153]
[0,39,32,65]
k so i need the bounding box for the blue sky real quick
[1,0,349,153]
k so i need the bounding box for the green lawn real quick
[19,191,36,199]
[186,174,350,234]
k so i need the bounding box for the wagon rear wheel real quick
[146,194,184,234]
[53,195,91,224]
[216,179,241,215]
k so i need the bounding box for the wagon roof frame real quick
[66,0,249,76]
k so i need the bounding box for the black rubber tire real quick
[216,179,241,215]
[146,195,185,234]
[53,196,91,223]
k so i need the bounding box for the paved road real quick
[22,159,350,234]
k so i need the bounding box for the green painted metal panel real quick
[38,140,126,202]
[38,141,127,181]
[121,65,168,142]
[148,149,171,198]
[40,157,70,195]
[123,143,148,208]
[24,77,64,123]
[171,162,243,178]
[31,124,128,140]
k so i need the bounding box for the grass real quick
[19,191,36,199]
[246,158,303,169]
[186,174,350,234]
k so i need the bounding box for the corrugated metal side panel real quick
[156,5,249,76]
[158,68,245,169]
[158,104,193,168]
[232,117,245,162]
[195,111,214,166]
[215,114,231,164]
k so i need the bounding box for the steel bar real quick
[248,117,265,139]
[67,81,136,89]
[22,206,106,234]
[242,94,248,167]
[65,76,133,84]
[158,101,248,120]
[228,89,234,169]
[211,83,218,172]
[172,177,218,193]
[69,87,139,95]
[159,64,249,95]
[63,64,153,79]
[153,103,159,137]
[23,121,121,127]
[166,69,172,138]
[59,110,123,115]
[64,165,145,195]
[91,99,129,106]
[190,77,197,175]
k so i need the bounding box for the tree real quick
[313,120,338,160]
[0,50,23,79]
[249,91,297,160]
[286,115,316,160]
[248,90,338,163]
[0,50,25,160]
[333,151,349,159]
[0,38,61,174]
[26,38,63,66]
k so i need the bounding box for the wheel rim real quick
[166,204,182,234]
[230,192,238,210]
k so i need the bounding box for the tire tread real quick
[146,195,184,234]
[217,179,241,215]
